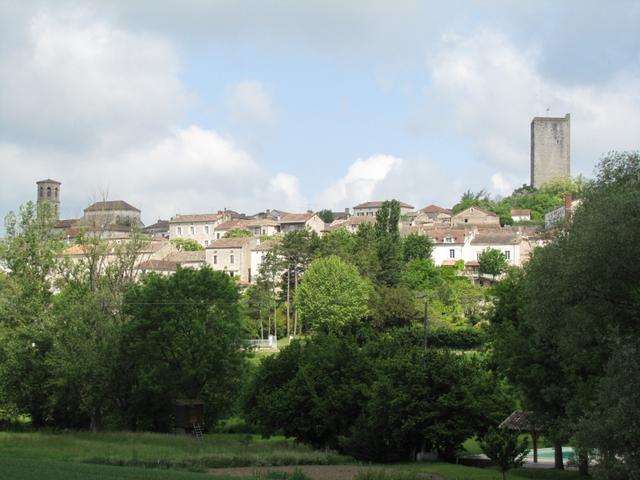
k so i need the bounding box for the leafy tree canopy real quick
[316,209,335,223]
[171,238,204,251]
[295,256,370,334]
[478,248,508,277]
[224,228,252,238]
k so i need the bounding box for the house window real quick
[47,186,51,198]
[464,218,468,223]
[204,240,209,247]
[177,227,182,235]
[229,271,235,277]
[216,233,221,239]
[504,250,511,260]
[205,225,210,234]
[445,236,453,243]
[213,255,217,264]
[190,225,195,235]
[449,249,455,259]
[230,254,235,265]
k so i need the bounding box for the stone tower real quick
[530,114,570,188]
[36,179,61,218]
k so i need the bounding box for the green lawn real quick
[0,457,220,480]
[0,431,348,471]
[0,431,581,480]
[395,462,580,480]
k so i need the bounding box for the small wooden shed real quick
[173,399,204,434]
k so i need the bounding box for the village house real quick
[419,204,453,225]
[544,194,581,229]
[451,206,500,227]
[164,250,206,269]
[279,212,325,234]
[169,212,227,247]
[326,215,376,233]
[469,231,523,266]
[511,209,532,222]
[205,237,258,283]
[352,201,414,217]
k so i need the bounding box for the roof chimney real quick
[565,193,573,221]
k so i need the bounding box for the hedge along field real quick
[0,431,351,472]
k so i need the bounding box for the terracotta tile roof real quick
[215,219,248,230]
[511,209,531,215]
[84,200,140,213]
[279,213,316,224]
[243,219,280,227]
[353,200,414,209]
[420,204,452,214]
[138,259,177,272]
[170,213,224,223]
[441,259,457,266]
[63,244,88,255]
[206,238,254,249]
[427,229,468,244]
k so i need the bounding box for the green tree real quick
[171,238,204,251]
[352,223,380,282]
[375,200,402,287]
[295,256,370,334]
[480,428,530,480]
[317,229,356,263]
[368,286,418,330]
[123,267,248,430]
[0,202,61,426]
[224,228,252,238]
[402,233,434,263]
[478,248,508,278]
[317,209,335,223]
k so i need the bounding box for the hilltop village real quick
[36,114,575,287]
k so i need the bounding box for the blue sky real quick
[1,1,639,226]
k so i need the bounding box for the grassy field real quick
[0,431,581,480]
[0,431,348,471]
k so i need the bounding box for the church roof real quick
[37,179,61,184]
[84,200,140,213]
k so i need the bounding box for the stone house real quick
[325,215,376,233]
[279,212,325,234]
[250,240,279,283]
[419,204,452,225]
[352,201,414,217]
[169,213,226,247]
[451,206,500,227]
[164,250,206,269]
[205,237,258,283]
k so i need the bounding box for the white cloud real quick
[316,154,402,209]
[425,30,640,192]
[0,8,189,151]
[267,173,305,211]
[225,80,278,129]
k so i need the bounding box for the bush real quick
[427,327,486,350]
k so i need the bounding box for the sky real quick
[1,0,639,226]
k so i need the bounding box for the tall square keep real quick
[530,114,570,188]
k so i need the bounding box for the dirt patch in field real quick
[208,465,442,480]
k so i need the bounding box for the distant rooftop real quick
[353,201,414,209]
[84,200,140,213]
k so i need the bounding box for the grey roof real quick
[84,200,140,213]
[471,232,520,245]
[37,178,61,184]
[353,200,414,209]
[170,213,223,223]
[165,250,206,263]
